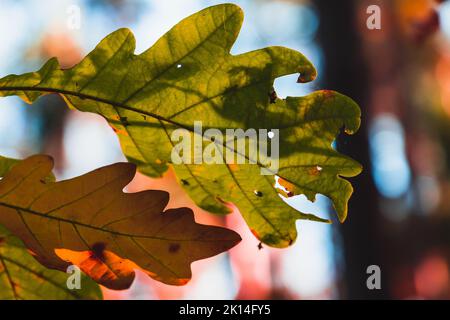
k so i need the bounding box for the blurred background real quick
[0,0,449,299]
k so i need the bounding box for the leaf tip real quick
[297,66,317,83]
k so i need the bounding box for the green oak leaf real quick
[0,3,361,247]
[0,224,103,300]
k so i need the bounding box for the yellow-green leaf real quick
[0,224,103,300]
[0,156,19,178]
[0,155,241,289]
[0,3,361,247]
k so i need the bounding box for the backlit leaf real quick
[0,155,241,289]
[0,224,103,300]
[0,3,361,247]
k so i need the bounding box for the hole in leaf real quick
[309,165,323,176]
[254,190,263,197]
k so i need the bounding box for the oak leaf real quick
[0,3,361,247]
[0,155,241,289]
[0,224,102,300]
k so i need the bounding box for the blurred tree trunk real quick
[313,0,389,299]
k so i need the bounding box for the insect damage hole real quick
[254,190,263,197]
[309,165,323,176]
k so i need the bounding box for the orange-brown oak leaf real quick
[0,155,241,290]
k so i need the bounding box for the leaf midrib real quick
[0,85,287,175]
[0,86,279,172]
[0,201,232,243]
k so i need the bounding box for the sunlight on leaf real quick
[0,3,361,247]
[0,224,103,300]
[0,155,241,289]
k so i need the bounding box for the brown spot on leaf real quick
[91,242,106,258]
[268,89,277,104]
[308,166,323,176]
[181,179,190,186]
[168,243,180,253]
